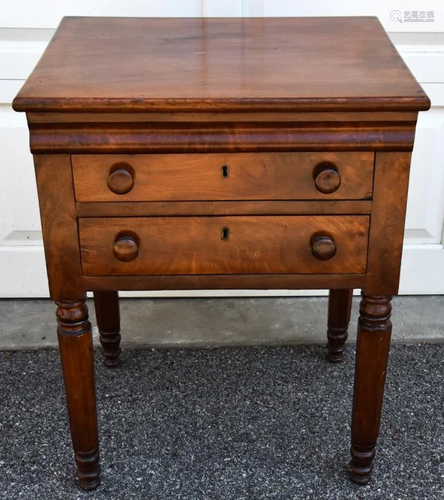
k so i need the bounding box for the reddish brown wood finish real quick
[12,17,429,113]
[27,121,418,154]
[327,289,353,362]
[350,293,393,484]
[79,216,369,276]
[93,291,121,367]
[34,155,83,301]
[107,166,135,195]
[366,153,412,295]
[83,273,367,292]
[13,16,429,491]
[313,163,342,194]
[72,152,374,202]
[56,298,100,490]
[26,111,419,124]
[311,235,337,261]
[75,200,372,217]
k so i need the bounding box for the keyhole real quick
[221,227,230,241]
[222,165,229,178]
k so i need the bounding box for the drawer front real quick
[72,152,374,202]
[79,216,369,276]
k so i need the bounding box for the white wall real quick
[1,1,444,297]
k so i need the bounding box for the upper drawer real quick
[71,152,374,202]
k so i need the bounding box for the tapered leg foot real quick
[94,291,121,367]
[76,449,101,490]
[326,289,353,363]
[350,293,392,485]
[56,298,100,490]
[350,447,375,485]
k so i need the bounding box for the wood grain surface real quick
[13,17,429,113]
[81,273,367,292]
[29,121,418,154]
[75,200,372,217]
[14,14,429,491]
[366,152,412,295]
[351,293,393,484]
[72,152,374,202]
[79,215,369,276]
[56,298,100,490]
[34,154,83,300]
[27,111,419,124]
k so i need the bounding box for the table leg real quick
[327,289,353,363]
[93,291,122,367]
[56,297,100,490]
[350,292,392,485]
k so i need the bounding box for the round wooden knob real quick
[113,235,139,262]
[107,164,134,194]
[313,162,341,194]
[311,235,337,261]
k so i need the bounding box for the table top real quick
[13,16,429,113]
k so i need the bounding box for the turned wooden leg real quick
[350,293,392,485]
[56,298,100,490]
[326,289,353,363]
[93,291,122,367]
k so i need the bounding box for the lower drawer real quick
[79,216,369,276]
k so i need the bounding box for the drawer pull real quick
[311,234,337,261]
[113,234,139,262]
[313,162,341,194]
[107,163,135,195]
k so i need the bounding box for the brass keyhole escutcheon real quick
[221,226,230,241]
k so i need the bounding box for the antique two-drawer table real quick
[13,16,430,490]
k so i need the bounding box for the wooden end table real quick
[13,16,430,490]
